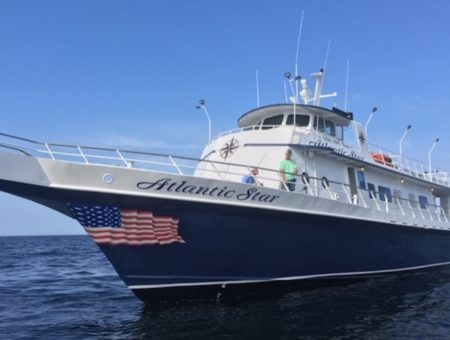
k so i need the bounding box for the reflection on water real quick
[1,235,450,339]
[129,269,450,339]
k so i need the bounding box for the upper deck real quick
[238,104,353,136]
[210,104,450,188]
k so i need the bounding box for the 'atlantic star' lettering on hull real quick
[137,178,280,203]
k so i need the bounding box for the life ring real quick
[321,176,330,189]
[301,172,310,184]
[371,152,394,167]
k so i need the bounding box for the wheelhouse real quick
[237,104,352,141]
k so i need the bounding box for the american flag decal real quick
[68,204,185,246]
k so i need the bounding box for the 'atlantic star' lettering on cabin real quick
[308,141,364,161]
[137,178,280,203]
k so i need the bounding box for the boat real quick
[1,69,450,303]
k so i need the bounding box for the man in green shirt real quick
[279,148,298,191]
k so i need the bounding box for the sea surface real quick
[1,235,450,339]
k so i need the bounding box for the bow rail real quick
[0,132,448,229]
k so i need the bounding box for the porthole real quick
[102,173,114,184]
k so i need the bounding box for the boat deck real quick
[0,132,449,230]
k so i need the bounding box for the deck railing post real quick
[356,188,367,208]
[371,193,381,211]
[115,150,130,167]
[405,158,411,174]
[425,205,434,221]
[323,182,335,200]
[395,197,405,216]
[168,155,183,175]
[406,200,416,218]
[77,146,89,164]
[45,143,55,160]
[341,184,352,204]
[441,207,449,223]
[413,163,419,178]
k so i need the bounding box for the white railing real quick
[214,124,285,141]
[368,143,450,186]
[211,127,449,187]
[1,132,449,229]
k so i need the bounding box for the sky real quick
[1,0,450,235]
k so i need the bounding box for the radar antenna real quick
[344,60,350,111]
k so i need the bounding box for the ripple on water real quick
[2,235,450,339]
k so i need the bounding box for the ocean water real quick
[1,236,450,339]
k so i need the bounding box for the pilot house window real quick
[314,117,325,132]
[314,117,336,137]
[261,115,284,130]
[335,125,344,140]
[286,114,310,127]
[325,120,336,137]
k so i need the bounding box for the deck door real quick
[347,167,358,199]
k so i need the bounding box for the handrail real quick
[1,131,449,229]
[0,132,41,144]
[368,142,450,186]
[0,143,32,156]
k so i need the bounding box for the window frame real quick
[286,114,310,127]
[368,183,377,199]
[325,120,336,137]
[378,185,392,203]
[261,114,284,130]
[418,195,429,209]
[357,171,366,190]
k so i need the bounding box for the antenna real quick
[256,70,260,107]
[284,80,288,103]
[195,99,212,143]
[308,39,337,106]
[322,39,332,77]
[294,10,304,115]
[344,60,350,111]
[294,10,305,76]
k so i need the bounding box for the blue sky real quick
[1,0,450,235]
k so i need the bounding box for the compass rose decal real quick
[358,132,366,144]
[220,138,239,159]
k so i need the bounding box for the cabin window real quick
[435,195,441,209]
[244,120,262,131]
[408,193,417,208]
[357,170,366,189]
[286,114,310,127]
[368,183,376,199]
[325,120,336,137]
[261,115,284,130]
[335,125,344,140]
[313,117,325,132]
[393,190,402,205]
[418,195,429,209]
[378,186,392,203]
